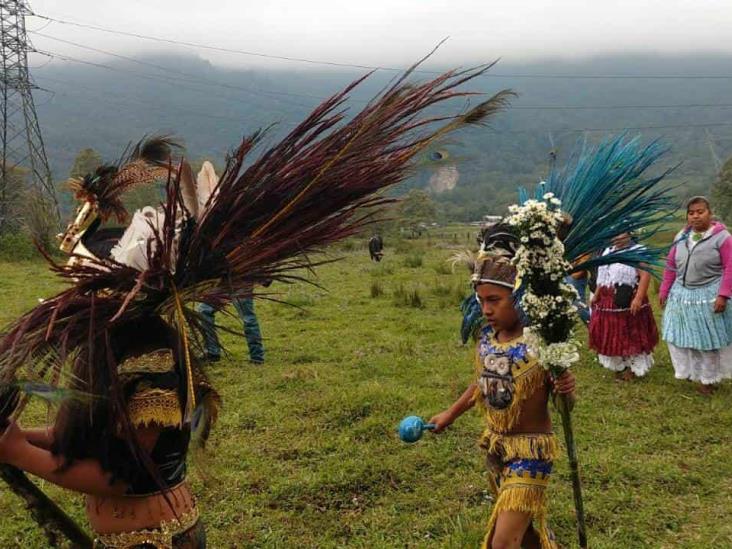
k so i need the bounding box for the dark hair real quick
[52,315,182,486]
[686,196,712,213]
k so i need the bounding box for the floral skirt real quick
[589,285,658,357]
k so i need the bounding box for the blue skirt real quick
[662,279,732,351]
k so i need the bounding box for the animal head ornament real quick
[478,352,515,410]
[58,136,180,260]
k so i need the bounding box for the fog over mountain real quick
[34,52,732,219]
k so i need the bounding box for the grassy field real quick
[0,227,731,548]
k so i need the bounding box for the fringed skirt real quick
[662,280,732,350]
[589,285,658,359]
[481,431,559,549]
[662,280,732,384]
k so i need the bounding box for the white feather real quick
[196,161,219,215]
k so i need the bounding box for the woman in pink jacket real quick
[660,196,732,395]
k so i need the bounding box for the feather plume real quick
[537,135,678,273]
[125,135,181,166]
[196,161,219,213]
[67,136,181,222]
[450,250,477,273]
[179,161,199,219]
[0,62,513,422]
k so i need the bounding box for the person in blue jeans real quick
[198,297,264,364]
[566,275,591,325]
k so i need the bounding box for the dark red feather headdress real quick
[0,63,514,418]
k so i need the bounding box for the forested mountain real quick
[34,52,732,220]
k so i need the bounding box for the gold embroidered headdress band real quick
[471,254,517,289]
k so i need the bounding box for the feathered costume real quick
[460,135,676,549]
[0,64,514,546]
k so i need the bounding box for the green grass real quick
[0,230,731,548]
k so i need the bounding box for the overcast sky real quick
[27,0,732,70]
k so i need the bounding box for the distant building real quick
[483,215,502,224]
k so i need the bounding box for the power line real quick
[494,122,732,135]
[512,103,732,111]
[26,17,52,33]
[34,49,315,116]
[32,73,732,137]
[30,30,329,105]
[35,75,232,121]
[32,49,732,136]
[32,14,385,71]
[35,73,300,127]
[31,12,732,80]
[25,30,732,135]
[28,35,732,113]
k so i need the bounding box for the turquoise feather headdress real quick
[519,134,678,274]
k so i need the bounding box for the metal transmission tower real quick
[0,0,57,232]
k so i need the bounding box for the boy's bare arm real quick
[429,383,477,433]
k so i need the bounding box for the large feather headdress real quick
[0,63,515,423]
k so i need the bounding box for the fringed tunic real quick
[473,327,559,549]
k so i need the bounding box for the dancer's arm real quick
[21,426,55,450]
[429,383,477,433]
[0,422,161,496]
[0,422,127,496]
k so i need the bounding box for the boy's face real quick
[475,283,520,332]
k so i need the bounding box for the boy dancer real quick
[430,254,576,549]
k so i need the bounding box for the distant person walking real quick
[368,235,384,262]
[660,196,732,395]
[589,233,658,380]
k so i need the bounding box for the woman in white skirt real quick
[660,196,732,395]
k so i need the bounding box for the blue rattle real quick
[398,415,436,443]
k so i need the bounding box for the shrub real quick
[430,279,452,296]
[403,253,423,268]
[0,231,38,261]
[392,283,424,308]
[370,281,384,298]
[369,263,394,276]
